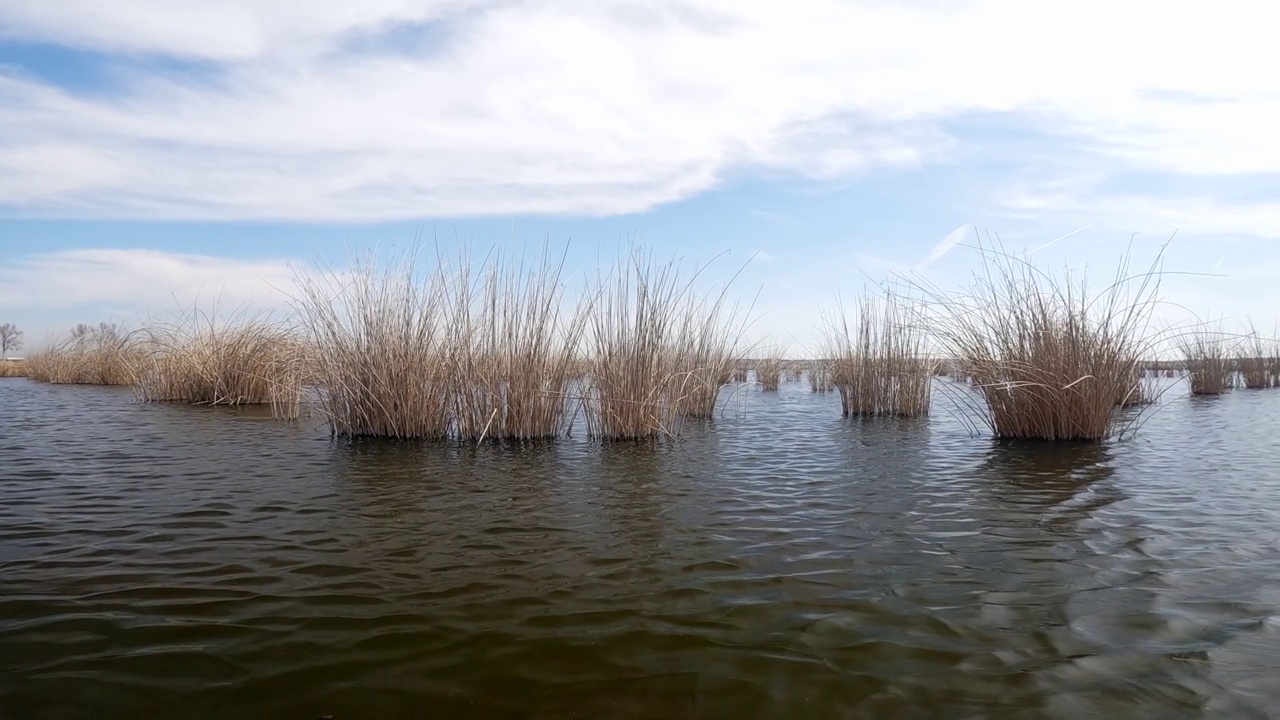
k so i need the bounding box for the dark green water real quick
[2,378,1279,719]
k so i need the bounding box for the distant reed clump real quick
[916,244,1161,441]
[807,358,834,392]
[0,359,25,378]
[828,294,932,417]
[1180,331,1232,396]
[1234,328,1277,390]
[25,323,141,385]
[134,308,305,416]
[755,345,788,391]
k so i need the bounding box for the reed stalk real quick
[755,345,788,391]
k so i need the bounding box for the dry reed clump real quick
[1235,326,1276,389]
[1116,371,1157,408]
[25,323,141,385]
[134,308,305,416]
[807,359,834,392]
[296,251,454,438]
[755,344,789,391]
[911,243,1162,441]
[1180,330,1232,396]
[0,359,25,378]
[828,293,932,417]
[584,248,750,439]
[672,288,748,419]
[448,246,586,441]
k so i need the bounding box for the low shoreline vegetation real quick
[134,307,305,417]
[17,236,1260,447]
[0,359,25,378]
[25,323,141,386]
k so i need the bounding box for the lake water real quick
[2,377,1279,718]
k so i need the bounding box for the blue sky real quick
[2,1,1279,352]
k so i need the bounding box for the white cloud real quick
[0,248,297,313]
[0,1,1276,220]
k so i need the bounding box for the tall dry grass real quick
[672,289,748,419]
[755,345,789,391]
[1235,324,1276,389]
[584,248,750,438]
[0,359,25,378]
[134,307,305,416]
[828,293,932,417]
[910,243,1162,441]
[1180,331,1232,396]
[25,323,141,385]
[807,359,834,392]
[296,250,454,438]
[584,250,689,440]
[449,246,586,441]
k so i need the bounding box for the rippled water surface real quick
[3,377,1280,719]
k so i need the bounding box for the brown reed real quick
[0,359,25,378]
[806,358,834,392]
[294,248,454,438]
[755,344,789,391]
[828,293,932,417]
[908,242,1162,440]
[134,306,304,417]
[1235,324,1276,389]
[25,323,142,385]
[1180,330,1232,396]
[448,245,586,441]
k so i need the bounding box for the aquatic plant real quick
[295,248,454,438]
[1235,324,1276,389]
[0,359,25,378]
[807,358,834,392]
[1180,329,1232,396]
[25,323,142,386]
[909,241,1162,441]
[583,248,750,438]
[448,244,587,441]
[134,306,304,416]
[828,292,932,417]
[755,344,789,391]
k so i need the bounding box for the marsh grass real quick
[755,345,789,391]
[673,290,749,419]
[134,307,304,416]
[584,248,751,438]
[1235,325,1276,389]
[1180,330,1232,396]
[449,245,586,441]
[0,359,25,378]
[25,323,141,385]
[907,242,1162,441]
[296,250,454,438]
[828,293,932,417]
[807,359,834,392]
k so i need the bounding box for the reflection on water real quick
[2,378,1280,718]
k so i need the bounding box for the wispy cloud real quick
[0,1,1277,220]
[914,225,973,271]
